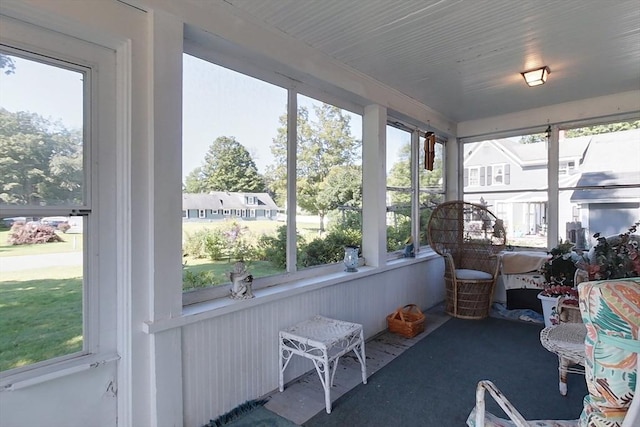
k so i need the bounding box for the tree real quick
[196,136,265,193]
[0,109,83,205]
[184,166,207,193]
[0,54,15,75]
[519,133,547,144]
[565,121,640,138]
[269,103,360,231]
[316,165,362,212]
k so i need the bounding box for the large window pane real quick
[558,122,640,249]
[418,134,445,246]
[386,125,412,252]
[296,95,362,270]
[464,133,548,248]
[0,53,85,371]
[0,55,84,207]
[182,54,287,292]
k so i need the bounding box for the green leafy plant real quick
[578,221,640,281]
[539,239,580,289]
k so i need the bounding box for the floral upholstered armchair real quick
[466,278,640,427]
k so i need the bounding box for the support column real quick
[146,9,184,427]
[362,104,387,267]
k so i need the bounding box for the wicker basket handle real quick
[394,304,422,321]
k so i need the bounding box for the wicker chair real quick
[427,201,507,319]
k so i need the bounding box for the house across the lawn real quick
[182,192,279,221]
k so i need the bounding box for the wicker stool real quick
[278,315,367,414]
[540,323,587,395]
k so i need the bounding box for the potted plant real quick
[537,240,581,327]
[576,221,640,281]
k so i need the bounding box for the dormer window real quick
[247,196,257,205]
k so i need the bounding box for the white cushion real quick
[455,269,493,280]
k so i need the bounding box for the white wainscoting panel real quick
[182,258,444,427]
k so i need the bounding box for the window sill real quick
[144,249,439,334]
[1,352,120,391]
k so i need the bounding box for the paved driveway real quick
[0,252,83,272]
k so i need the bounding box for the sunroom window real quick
[295,94,362,270]
[558,120,640,249]
[0,51,87,372]
[386,125,412,252]
[463,132,548,248]
[387,124,445,251]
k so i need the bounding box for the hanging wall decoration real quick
[425,131,436,171]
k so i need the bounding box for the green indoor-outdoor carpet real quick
[205,399,299,427]
[304,317,587,427]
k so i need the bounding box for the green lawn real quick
[0,218,320,371]
[0,266,83,372]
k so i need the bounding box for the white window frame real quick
[182,210,188,218]
[198,209,206,218]
[0,16,119,386]
[182,37,420,305]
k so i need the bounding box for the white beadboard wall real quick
[181,257,445,427]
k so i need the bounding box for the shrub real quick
[257,225,304,270]
[7,222,63,245]
[183,229,212,259]
[182,269,217,291]
[203,229,227,260]
[299,227,362,268]
[386,219,411,251]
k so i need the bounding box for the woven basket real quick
[387,304,426,338]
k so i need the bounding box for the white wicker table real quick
[540,323,587,395]
[279,315,367,414]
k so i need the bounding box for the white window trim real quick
[0,15,120,389]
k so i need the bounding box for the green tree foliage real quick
[565,120,640,138]
[516,121,640,143]
[0,54,15,75]
[268,104,361,231]
[316,165,362,213]
[518,133,547,144]
[386,138,444,248]
[0,109,83,205]
[188,136,265,193]
[265,110,294,208]
[184,166,207,193]
[387,142,412,217]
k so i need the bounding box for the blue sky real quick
[0,55,83,129]
[1,53,409,182]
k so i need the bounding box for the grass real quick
[0,218,322,371]
[0,266,83,372]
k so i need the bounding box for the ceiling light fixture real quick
[521,66,550,87]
